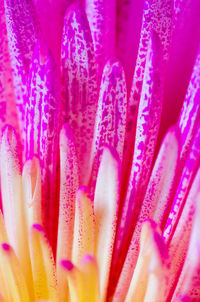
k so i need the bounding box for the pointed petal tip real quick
[102,144,121,165]
[60,259,74,271]
[1,243,10,252]
[32,223,44,233]
[23,155,40,173]
[60,123,73,141]
[81,254,95,264]
[77,186,91,198]
[142,220,169,263]
[1,124,18,147]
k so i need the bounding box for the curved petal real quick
[61,2,98,186]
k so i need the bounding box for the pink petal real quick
[163,121,200,243]
[4,0,37,142]
[113,126,179,301]
[178,46,200,165]
[94,146,120,301]
[123,221,169,302]
[110,33,164,296]
[89,58,127,192]
[125,0,173,164]
[56,124,79,265]
[56,125,79,302]
[72,187,95,265]
[84,0,116,78]
[0,2,18,132]
[160,0,200,141]
[166,167,200,300]
[32,0,73,64]
[61,2,98,186]
[25,40,60,250]
[116,0,144,91]
[0,126,34,297]
[171,192,200,301]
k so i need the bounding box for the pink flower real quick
[0,0,200,301]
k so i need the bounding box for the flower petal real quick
[89,58,127,191]
[84,0,116,77]
[163,121,200,242]
[29,224,57,301]
[113,126,179,301]
[116,0,144,90]
[125,0,173,160]
[60,260,83,302]
[79,255,100,302]
[22,156,42,228]
[25,40,60,249]
[0,243,31,302]
[111,33,164,295]
[72,187,95,265]
[32,0,73,63]
[57,124,79,263]
[61,2,98,185]
[178,46,200,165]
[124,221,168,302]
[0,2,18,131]
[56,124,79,298]
[94,146,120,301]
[165,167,200,300]
[171,193,200,301]
[0,126,34,298]
[4,0,37,140]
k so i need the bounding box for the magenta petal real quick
[57,123,79,264]
[171,185,200,301]
[0,2,18,132]
[178,46,200,165]
[89,59,127,191]
[25,40,60,250]
[84,0,116,77]
[32,0,73,63]
[4,0,37,142]
[163,121,200,243]
[61,2,98,186]
[109,33,164,297]
[116,0,144,91]
[126,0,173,136]
[112,126,179,301]
[161,0,200,139]
[165,167,200,300]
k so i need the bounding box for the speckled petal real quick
[22,156,42,228]
[56,124,79,301]
[0,126,34,299]
[163,121,200,243]
[25,40,60,250]
[178,46,200,165]
[164,168,200,301]
[89,58,127,191]
[94,147,120,302]
[124,221,169,302]
[32,0,74,63]
[72,187,95,265]
[0,243,31,302]
[113,126,179,301]
[4,0,37,141]
[84,0,116,77]
[61,2,98,186]
[116,0,144,91]
[171,193,200,301]
[29,224,57,301]
[110,33,164,296]
[0,2,18,131]
[124,0,173,169]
